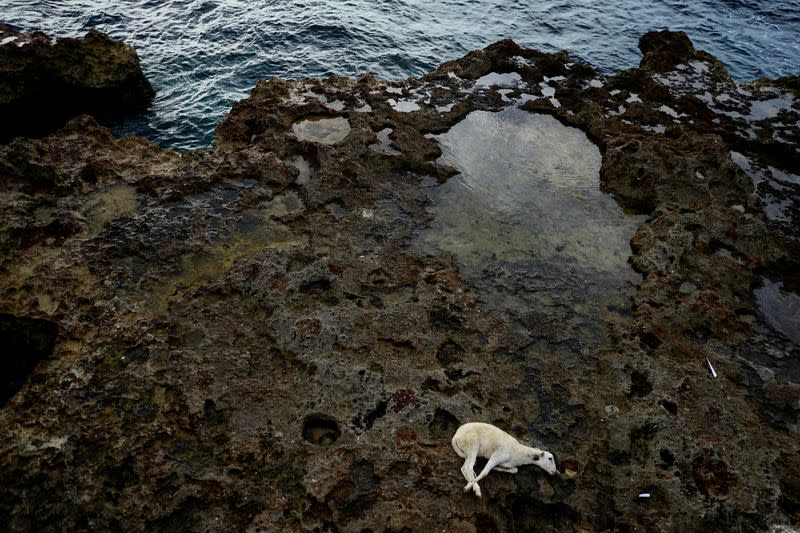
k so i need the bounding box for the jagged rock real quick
[0,29,798,532]
[0,27,154,141]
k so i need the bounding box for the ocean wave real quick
[3,0,799,149]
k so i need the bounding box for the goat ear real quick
[534,453,542,460]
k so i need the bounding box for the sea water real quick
[3,0,799,149]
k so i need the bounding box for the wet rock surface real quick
[0,27,154,142]
[0,30,798,531]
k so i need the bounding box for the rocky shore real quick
[0,27,154,142]
[0,29,798,531]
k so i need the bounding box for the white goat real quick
[451,422,557,497]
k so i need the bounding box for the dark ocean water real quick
[3,0,800,149]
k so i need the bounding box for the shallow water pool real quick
[415,108,644,347]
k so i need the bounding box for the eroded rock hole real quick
[639,331,662,350]
[778,452,800,517]
[659,398,678,415]
[630,370,653,397]
[367,268,389,287]
[511,499,578,530]
[429,407,460,439]
[421,377,442,392]
[351,460,381,493]
[0,314,58,406]
[428,306,463,330]
[630,423,658,463]
[660,448,676,467]
[474,513,500,532]
[299,278,332,296]
[300,278,339,306]
[444,368,467,381]
[435,340,465,366]
[352,399,388,431]
[302,413,341,445]
[202,399,227,426]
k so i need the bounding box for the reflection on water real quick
[755,278,800,345]
[731,151,798,229]
[286,155,312,184]
[415,108,644,347]
[291,116,351,144]
[6,0,796,149]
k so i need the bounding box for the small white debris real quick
[392,99,421,112]
[475,72,521,88]
[731,204,745,213]
[642,124,666,134]
[706,358,718,379]
[549,98,561,108]
[638,493,651,499]
[658,105,680,118]
[695,171,705,180]
[361,208,374,219]
[610,89,621,96]
[385,86,403,95]
[626,93,641,103]
[589,79,603,88]
[447,71,458,79]
[1,36,18,46]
